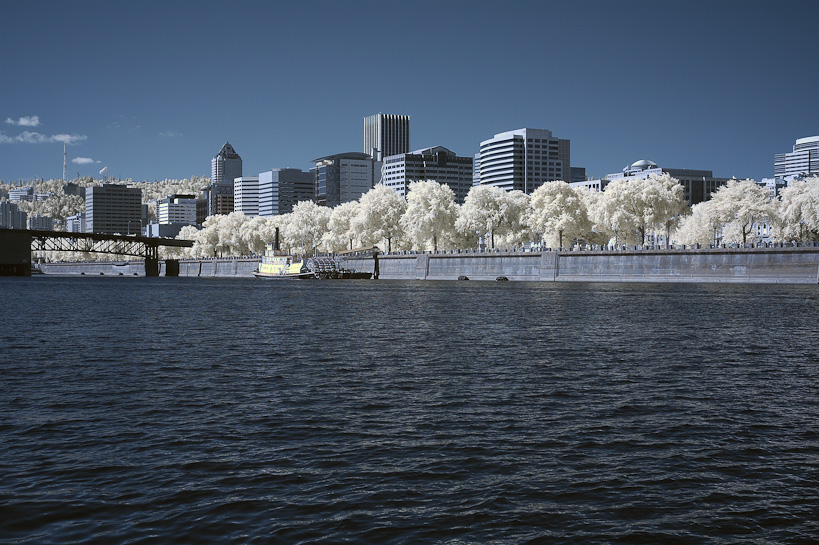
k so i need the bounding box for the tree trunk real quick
[387,236,392,253]
[433,235,438,252]
[490,231,495,249]
[559,230,563,249]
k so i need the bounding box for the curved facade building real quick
[775,136,819,179]
[478,128,570,193]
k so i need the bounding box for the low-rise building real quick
[9,186,34,202]
[570,159,729,206]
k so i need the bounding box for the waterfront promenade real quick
[37,243,819,284]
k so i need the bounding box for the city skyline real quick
[2,0,818,184]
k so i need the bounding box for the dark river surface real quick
[1,277,819,544]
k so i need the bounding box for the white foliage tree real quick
[323,201,360,252]
[528,181,590,249]
[353,185,407,252]
[455,185,509,249]
[282,201,331,255]
[400,180,458,251]
[776,177,819,241]
[674,200,723,246]
[598,174,687,245]
[706,178,772,244]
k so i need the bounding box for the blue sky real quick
[2,0,817,184]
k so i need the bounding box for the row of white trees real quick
[168,174,713,258]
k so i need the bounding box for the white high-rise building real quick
[234,176,260,217]
[478,128,570,194]
[775,136,819,179]
[364,114,410,161]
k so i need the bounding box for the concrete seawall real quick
[174,258,259,277]
[345,247,819,284]
[37,247,819,284]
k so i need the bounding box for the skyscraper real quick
[775,136,819,179]
[208,141,242,216]
[211,141,243,185]
[478,128,570,194]
[364,114,410,161]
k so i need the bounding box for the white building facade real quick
[478,128,570,194]
[158,195,198,225]
[233,176,260,217]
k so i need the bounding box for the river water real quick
[2,277,818,544]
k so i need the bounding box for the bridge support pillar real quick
[145,258,159,277]
[164,259,179,277]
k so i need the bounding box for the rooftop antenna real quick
[62,143,67,183]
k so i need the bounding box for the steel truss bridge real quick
[0,228,193,276]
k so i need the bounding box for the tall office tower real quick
[211,141,243,185]
[85,184,142,234]
[258,169,315,217]
[0,201,28,229]
[364,114,410,161]
[478,128,570,194]
[382,146,474,204]
[234,176,260,217]
[775,136,819,179]
[208,141,242,216]
[313,153,378,207]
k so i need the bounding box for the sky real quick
[2,0,818,184]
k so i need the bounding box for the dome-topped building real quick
[630,159,658,170]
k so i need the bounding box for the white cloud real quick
[159,131,182,138]
[0,131,87,145]
[16,131,49,143]
[5,115,41,127]
[72,157,97,165]
[51,133,87,145]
